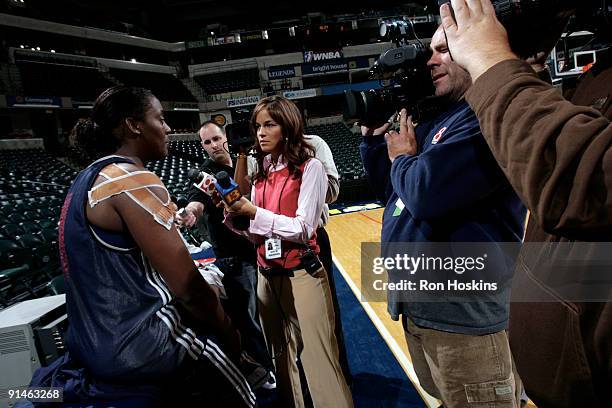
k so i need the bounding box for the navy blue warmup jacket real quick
[360,100,526,335]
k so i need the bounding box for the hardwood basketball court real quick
[326,208,535,408]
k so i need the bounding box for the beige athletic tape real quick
[89,163,177,230]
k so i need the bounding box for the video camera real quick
[225,108,254,154]
[343,0,600,128]
[342,18,439,128]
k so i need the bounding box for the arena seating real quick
[302,72,350,88]
[145,154,210,245]
[13,50,196,102]
[194,68,260,94]
[306,123,365,181]
[145,155,199,199]
[0,149,77,186]
[0,145,215,309]
[108,68,197,102]
[168,125,367,183]
[17,60,114,100]
[0,127,371,309]
[0,149,73,307]
[168,140,207,163]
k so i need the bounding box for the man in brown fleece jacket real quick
[439,0,612,407]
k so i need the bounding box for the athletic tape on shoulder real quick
[88,163,177,230]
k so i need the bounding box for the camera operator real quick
[175,121,273,389]
[440,0,612,405]
[360,25,526,407]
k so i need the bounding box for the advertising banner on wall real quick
[7,96,62,108]
[226,95,261,108]
[303,50,343,63]
[302,61,348,75]
[268,66,296,80]
[282,89,317,99]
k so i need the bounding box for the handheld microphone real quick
[215,171,250,230]
[188,168,203,183]
[176,195,189,217]
[189,168,217,196]
[177,195,189,209]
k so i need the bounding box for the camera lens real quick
[342,89,397,127]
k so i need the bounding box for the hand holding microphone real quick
[174,195,199,228]
[175,168,220,228]
[175,206,197,228]
[215,171,256,231]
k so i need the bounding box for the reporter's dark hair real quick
[72,86,154,160]
[251,96,313,181]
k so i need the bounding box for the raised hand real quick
[440,0,517,81]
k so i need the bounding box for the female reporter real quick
[225,95,353,407]
[26,87,254,407]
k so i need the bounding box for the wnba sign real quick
[303,50,343,63]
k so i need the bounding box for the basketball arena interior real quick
[0,0,610,407]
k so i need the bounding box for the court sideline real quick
[326,208,536,408]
